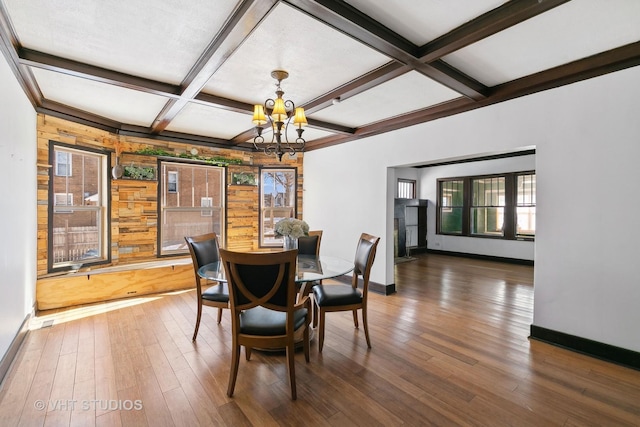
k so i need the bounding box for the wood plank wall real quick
[35,114,303,309]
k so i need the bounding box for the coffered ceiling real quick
[1,0,639,154]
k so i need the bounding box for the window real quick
[397,179,416,199]
[167,171,178,193]
[439,179,464,234]
[54,193,74,206]
[49,144,108,270]
[55,151,72,176]
[516,173,536,237]
[260,168,297,247]
[471,177,505,236]
[200,197,213,217]
[159,161,224,255]
[437,172,535,240]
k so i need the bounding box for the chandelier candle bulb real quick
[293,107,307,128]
[252,105,267,125]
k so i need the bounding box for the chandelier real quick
[252,70,307,161]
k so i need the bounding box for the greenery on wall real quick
[123,165,156,180]
[134,147,243,166]
[231,172,257,185]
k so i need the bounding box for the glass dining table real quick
[198,254,353,349]
[197,254,354,297]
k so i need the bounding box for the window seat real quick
[36,257,195,310]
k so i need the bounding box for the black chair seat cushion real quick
[202,282,229,303]
[313,284,362,307]
[240,306,308,335]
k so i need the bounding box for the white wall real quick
[533,68,640,352]
[303,65,640,352]
[0,53,37,363]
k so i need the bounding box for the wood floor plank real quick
[173,367,226,426]
[1,253,639,425]
[163,386,201,427]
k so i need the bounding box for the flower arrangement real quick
[274,218,309,239]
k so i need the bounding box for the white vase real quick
[283,235,298,250]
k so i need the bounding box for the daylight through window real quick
[50,144,108,270]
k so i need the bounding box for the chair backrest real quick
[353,233,380,292]
[297,230,323,256]
[185,233,220,280]
[219,249,298,313]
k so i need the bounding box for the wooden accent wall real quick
[114,179,158,261]
[36,260,194,310]
[35,114,303,309]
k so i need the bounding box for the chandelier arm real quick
[264,98,276,112]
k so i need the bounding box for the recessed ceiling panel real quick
[202,2,391,106]
[443,0,640,87]
[309,71,461,127]
[31,68,168,126]
[5,0,239,85]
[344,0,507,46]
[166,103,254,140]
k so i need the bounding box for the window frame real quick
[397,179,416,199]
[55,150,73,177]
[438,178,465,235]
[437,171,535,241]
[167,171,178,193]
[515,173,536,238]
[48,142,111,272]
[158,160,225,257]
[259,167,298,248]
[470,175,506,237]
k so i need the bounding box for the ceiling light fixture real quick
[252,70,307,161]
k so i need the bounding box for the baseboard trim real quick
[530,325,640,371]
[370,281,396,295]
[332,275,396,295]
[0,313,31,386]
[426,249,534,266]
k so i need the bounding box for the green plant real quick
[124,165,155,180]
[134,148,243,166]
[231,172,256,185]
[134,147,171,157]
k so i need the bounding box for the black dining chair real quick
[297,230,322,256]
[185,233,229,341]
[312,233,380,352]
[297,230,323,309]
[219,248,311,400]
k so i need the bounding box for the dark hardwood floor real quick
[1,253,639,426]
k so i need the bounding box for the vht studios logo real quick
[34,399,143,411]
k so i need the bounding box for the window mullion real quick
[462,177,470,235]
[504,174,515,240]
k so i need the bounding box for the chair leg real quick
[312,300,318,328]
[245,347,252,361]
[192,302,203,342]
[285,342,297,400]
[227,342,241,397]
[352,309,359,328]
[362,307,371,349]
[217,307,223,323]
[318,309,326,353]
